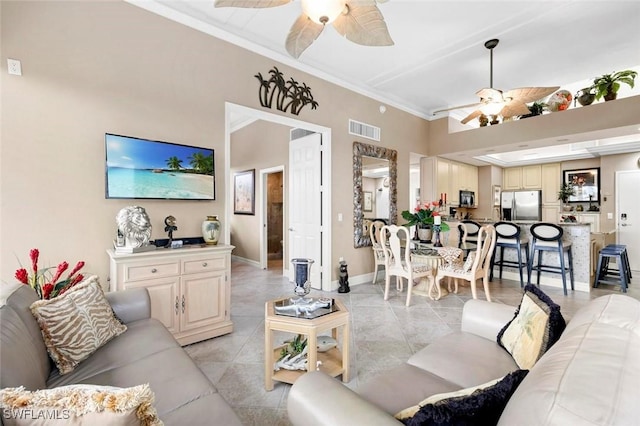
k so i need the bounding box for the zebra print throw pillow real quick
[30,275,127,375]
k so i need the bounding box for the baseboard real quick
[231,255,261,268]
[496,270,590,293]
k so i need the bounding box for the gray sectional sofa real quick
[0,284,242,425]
[288,294,640,425]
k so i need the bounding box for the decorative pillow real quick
[0,384,163,426]
[30,275,127,375]
[395,370,529,425]
[497,284,566,369]
[462,251,476,272]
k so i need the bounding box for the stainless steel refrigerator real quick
[501,190,542,221]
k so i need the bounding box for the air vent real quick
[290,128,316,140]
[349,119,380,142]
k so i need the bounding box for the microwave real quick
[459,190,475,207]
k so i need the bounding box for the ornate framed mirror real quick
[353,141,398,248]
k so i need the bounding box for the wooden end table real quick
[264,297,350,391]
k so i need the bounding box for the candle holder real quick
[433,225,443,247]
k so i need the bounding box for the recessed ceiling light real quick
[518,144,528,148]
[485,149,495,153]
[557,138,570,142]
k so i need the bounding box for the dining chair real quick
[457,220,482,257]
[380,225,433,307]
[434,224,496,301]
[369,220,387,283]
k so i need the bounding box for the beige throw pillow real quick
[497,284,566,370]
[30,275,126,375]
[0,384,162,426]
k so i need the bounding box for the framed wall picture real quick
[363,191,373,212]
[493,185,501,206]
[564,167,600,203]
[234,169,255,215]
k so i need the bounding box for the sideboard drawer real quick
[125,261,180,282]
[183,255,227,274]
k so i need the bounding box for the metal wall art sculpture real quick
[255,66,319,116]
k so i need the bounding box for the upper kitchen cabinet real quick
[422,157,478,206]
[503,165,542,190]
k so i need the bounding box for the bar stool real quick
[490,222,529,288]
[527,223,574,295]
[593,244,630,292]
[603,244,632,280]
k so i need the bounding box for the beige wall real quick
[0,1,430,284]
[229,120,289,262]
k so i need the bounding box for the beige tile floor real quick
[184,260,639,426]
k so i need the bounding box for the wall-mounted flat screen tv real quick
[105,133,215,200]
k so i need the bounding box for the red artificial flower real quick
[67,261,85,279]
[432,211,440,216]
[42,283,54,300]
[15,268,28,284]
[49,261,69,285]
[29,248,39,273]
[15,249,86,300]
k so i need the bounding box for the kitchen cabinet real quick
[558,213,601,232]
[422,157,477,206]
[543,205,561,223]
[541,163,561,205]
[108,245,234,345]
[503,165,542,190]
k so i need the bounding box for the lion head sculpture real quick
[116,206,152,248]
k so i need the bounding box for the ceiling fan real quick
[434,39,559,124]
[214,0,394,59]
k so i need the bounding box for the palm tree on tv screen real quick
[188,152,214,175]
[166,156,183,171]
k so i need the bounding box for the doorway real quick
[616,170,640,272]
[260,167,285,271]
[224,103,333,291]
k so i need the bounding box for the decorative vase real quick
[576,89,595,106]
[604,91,617,101]
[417,225,432,242]
[291,258,314,304]
[201,215,221,245]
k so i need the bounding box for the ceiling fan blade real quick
[500,101,531,118]
[214,0,291,8]
[475,87,504,102]
[461,110,484,125]
[285,14,324,58]
[332,4,394,46]
[503,86,560,104]
[432,102,482,115]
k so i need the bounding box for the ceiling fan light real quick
[480,102,504,116]
[301,0,346,24]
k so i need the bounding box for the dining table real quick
[409,243,465,300]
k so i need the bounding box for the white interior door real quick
[289,133,322,289]
[616,170,640,272]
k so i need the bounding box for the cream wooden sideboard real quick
[108,245,234,346]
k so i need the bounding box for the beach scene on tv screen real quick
[106,134,215,199]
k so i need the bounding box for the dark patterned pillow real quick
[396,370,529,426]
[497,284,566,369]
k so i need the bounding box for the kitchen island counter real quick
[449,220,592,292]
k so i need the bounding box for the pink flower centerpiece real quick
[15,248,85,300]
